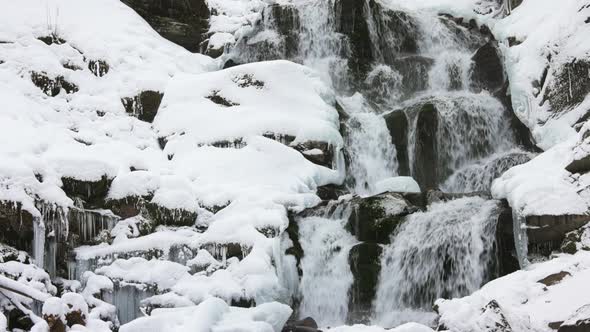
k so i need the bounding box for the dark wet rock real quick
[335,0,419,81]
[286,212,304,276]
[263,4,300,58]
[346,192,418,243]
[550,321,564,330]
[106,195,197,228]
[526,215,590,255]
[538,271,572,286]
[566,154,590,174]
[558,305,590,332]
[7,307,35,331]
[31,72,78,97]
[348,242,382,323]
[65,310,86,327]
[414,103,439,190]
[471,42,505,93]
[495,202,520,277]
[282,317,320,332]
[223,59,239,69]
[38,34,66,45]
[121,90,164,123]
[561,225,590,254]
[543,59,590,116]
[121,0,210,52]
[61,176,112,208]
[384,110,409,176]
[44,313,67,332]
[392,55,433,98]
[88,59,109,77]
[316,184,348,201]
[0,202,35,253]
[480,300,513,332]
[426,189,491,205]
[230,297,255,308]
[233,73,265,89]
[206,90,239,107]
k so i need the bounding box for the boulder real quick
[0,201,34,252]
[282,317,320,332]
[538,271,571,287]
[384,110,409,176]
[346,192,417,243]
[543,59,590,115]
[348,242,382,323]
[121,90,164,123]
[471,42,505,93]
[121,0,210,52]
[495,203,520,277]
[558,305,590,332]
[526,215,590,255]
[31,72,78,97]
[414,103,439,190]
[87,59,109,77]
[61,176,112,208]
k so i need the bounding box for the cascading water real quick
[341,94,399,196]
[373,197,500,327]
[229,0,532,327]
[297,200,357,326]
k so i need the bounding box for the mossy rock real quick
[61,176,112,208]
[346,192,417,244]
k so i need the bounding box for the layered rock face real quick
[121,0,210,52]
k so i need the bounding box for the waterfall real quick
[341,94,399,196]
[297,201,357,326]
[373,197,500,327]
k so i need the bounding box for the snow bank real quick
[326,323,434,332]
[95,258,190,291]
[154,60,341,147]
[491,136,588,216]
[119,297,291,332]
[437,251,590,332]
[375,177,421,194]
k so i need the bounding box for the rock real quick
[495,203,520,277]
[87,59,109,77]
[121,90,164,123]
[263,4,300,58]
[346,192,417,243]
[538,271,572,286]
[31,72,78,97]
[479,300,513,332]
[121,0,209,52]
[282,317,320,332]
[391,55,434,98]
[61,176,112,208]
[566,154,590,174]
[348,242,382,323]
[0,201,34,252]
[316,184,348,201]
[384,110,409,176]
[560,224,590,254]
[471,42,505,93]
[526,215,590,255]
[543,59,590,115]
[558,304,590,332]
[414,103,439,190]
[335,0,419,81]
[38,34,66,45]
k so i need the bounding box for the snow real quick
[42,297,67,320]
[437,251,590,332]
[154,60,341,148]
[326,323,434,332]
[119,297,291,332]
[95,258,190,291]
[0,0,213,216]
[375,177,421,194]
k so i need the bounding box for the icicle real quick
[513,211,530,268]
[32,218,45,269]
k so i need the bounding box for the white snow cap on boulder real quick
[375,177,421,194]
